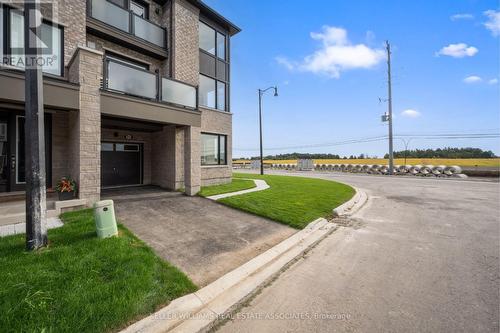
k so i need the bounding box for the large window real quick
[199,20,229,111]
[199,21,215,55]
[3,8,63,76]
[201,133,227,166]
[199,74,216,108]
[216,32,225,60]
[217,81,225,110]
[199,74,226,111]
[199,21,226,60]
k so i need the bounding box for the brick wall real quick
[200,108,232,185]
[172,0,199,86]
[86,34,167,76]
[51,111,70,188]
[151,125,176,189]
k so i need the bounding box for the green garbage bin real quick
[93,200,118,239]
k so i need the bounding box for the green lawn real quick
[0,209,197,333]
[199,178,256,197]
[217,173,355,229]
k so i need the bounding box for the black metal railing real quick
[102,58,198,110]
[89,0,166,49]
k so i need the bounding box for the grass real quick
[199,178,256,197]
[234,158,500,167]
[217,173,355,229]
[0,209,197,333]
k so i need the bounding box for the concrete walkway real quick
[0,217,64,237]
[207,179,270,201]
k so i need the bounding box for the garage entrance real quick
[101,142,143,188]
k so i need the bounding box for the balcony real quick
[103,58,197,110]
[87,0,167,58]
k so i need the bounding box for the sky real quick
[203,0,500,158]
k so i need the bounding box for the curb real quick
[206,179,270,201]
[332,187,368,217]
[120,218,336,333]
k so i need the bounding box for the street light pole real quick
[258,86,278,175]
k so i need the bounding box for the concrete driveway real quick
[102,187,295,287]
[218,171,499,333]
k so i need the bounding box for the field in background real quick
[234,158,500,167]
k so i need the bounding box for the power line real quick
[234,133,500,151]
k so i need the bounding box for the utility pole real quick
[25,0,47,250]
[386,41,394,175]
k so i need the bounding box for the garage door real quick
[101,142,142,188]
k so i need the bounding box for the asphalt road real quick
[217,171,500,333]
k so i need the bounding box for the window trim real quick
[201,132,227,166]
[1,5,65,77]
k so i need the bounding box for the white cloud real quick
[450,13,474,21]
[463,75,482,83]
[488,78,499,85]
[276,26,385,78]
[436,43,478,58]
[484,10,500,36]
[275,57,295,71]
[401,109,421,118]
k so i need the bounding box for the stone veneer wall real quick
[67,47,103,204]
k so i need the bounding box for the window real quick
[199,74,226,111]
[199,74,215,108]
[199,21,215,55]
[199,20,229,111]
[101,143,114,151]
[217,81,225,110]
[216,32,225,60]
[6,9,63,76]
[108,0,126,7]
[130,0,148,19]
[201,133,227,165]
[106,53,149,70]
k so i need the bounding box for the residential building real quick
[0,0,240,204]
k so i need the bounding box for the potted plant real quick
[56,177,77,201]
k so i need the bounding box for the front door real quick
[0,111,52,193]
[0,114,8,192]
[101,142,143,188]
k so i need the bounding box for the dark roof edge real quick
[187,0,242,36]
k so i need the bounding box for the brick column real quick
[184,126,201,196]
[67,47,103,205]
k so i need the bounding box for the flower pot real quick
[58,191,75,201]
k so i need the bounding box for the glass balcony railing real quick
[90,0,166,49]
[103,59,198,110]
[105,60,157,100]
[162,78,197,109]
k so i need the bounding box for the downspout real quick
[169,0,174,78]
